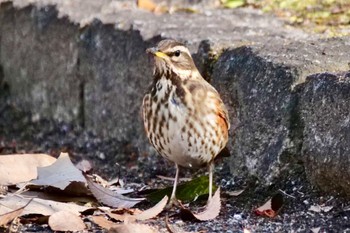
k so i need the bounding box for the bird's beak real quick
[146,47,168,59]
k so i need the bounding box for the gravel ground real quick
[1,98,350,233]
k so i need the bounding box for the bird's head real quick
[146,39,197,79]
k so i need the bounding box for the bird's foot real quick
[166,197,180,210]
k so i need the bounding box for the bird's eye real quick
[174,50,181,57]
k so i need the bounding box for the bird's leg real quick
[168,163,180,207]
[208,162,214,202]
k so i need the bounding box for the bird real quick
[142,39,230,205]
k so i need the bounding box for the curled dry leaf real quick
[254,193,284,218]
[108,195,168,222]
[0,154,56,185]
[180,187,221,221]
[132,195,168,220]
[48,210,85,231]
[0,199,32,226]
[165,214,194,233]
[86,175,145,208]
[109,223,158,233]
[31,152,87,194]
[0,195,91,216]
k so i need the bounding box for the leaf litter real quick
[254,193,284,218]
[48,210,86,231]
[30,152,88,194]
[0,152,227,232]
[2,112,350,232]
[179,187,221,221]
[86,175,145,208]
[0,198,32,226]
[0,154,56,185]
[0,195,91,216]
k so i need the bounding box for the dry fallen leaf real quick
[254,193,284,218]
[180,187,221,221]
[131,195,168,220]
[165,214,194,233]
[90,215,118,230]
[0,154,56,185]
[20,190,95,204]
[137,0,156,11]
[108,195,168,222]
[311,227,321,233]
[109,223,158,233]
[0,199,32,226]
[48,210,86,231]
[309,205,333,213]
[31,152,87,194]
[0,195,91,216]
[86,175,145,208]
[75,159,92,173]
[227,189,245,197]
[107,209,140,223]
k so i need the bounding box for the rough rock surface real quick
[212,39,350,184]
[0,0,350,196]
[298,72,350,195]
[0,4,80,123]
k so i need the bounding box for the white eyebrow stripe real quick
[169,46,191,55]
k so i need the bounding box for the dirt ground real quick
[1,99,350,233]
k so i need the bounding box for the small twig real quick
[13,183,29,195]
[157,175,191,182]
[297,190,305,196]
[325,196,334,204]
[278,189,296,199]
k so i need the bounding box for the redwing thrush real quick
[143,39,230,205]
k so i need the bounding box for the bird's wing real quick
[185,78,230,130]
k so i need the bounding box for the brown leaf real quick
[0,195,92,216]
[48,210,85,231]
[254,193,284,218]
[0,199,32,226]
[180,187,221,221]
[86,175,145,208]
[90,215,118,230]
[31,152,87,194]
[137,0,156,12]
[132,195,167,220]
[109,223,158,233]
[0,154,56,185]
[108,195,168,222]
